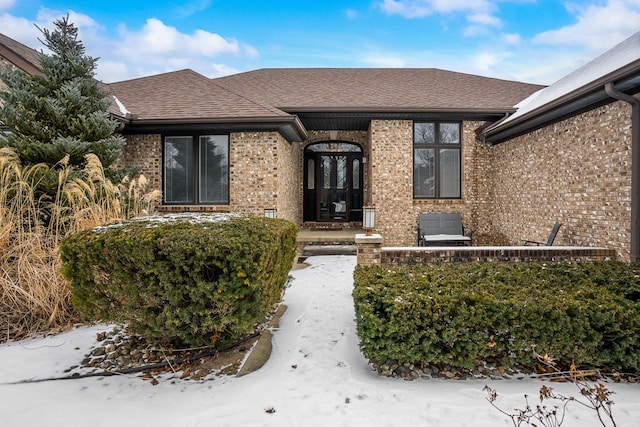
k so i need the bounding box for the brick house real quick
[2,31,640,261]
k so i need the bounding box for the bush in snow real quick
[60,214,297,348]
[353,262,640,374]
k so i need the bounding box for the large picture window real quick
[164,135,229,204]
[413,122,461,199]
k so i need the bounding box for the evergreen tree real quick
[0,15,127,195]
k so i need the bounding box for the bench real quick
[418,213,472,246]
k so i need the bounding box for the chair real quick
[524,222,562,246]
[418,213,472,246]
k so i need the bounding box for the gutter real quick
[117,115,309,143]
[485,58,640,143]
[281,106,517,115]
[605,82,640,262]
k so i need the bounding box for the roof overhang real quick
[116,115,309,142]
[114,108,514,141]
[0,39,42,76]
[483,59,640,144]
[284,108,516,131]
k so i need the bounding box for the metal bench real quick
[418,213,472,246]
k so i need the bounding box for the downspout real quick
[605,82,640,262]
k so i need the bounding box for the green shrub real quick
[60,214,298,348]
[353,262,640,373]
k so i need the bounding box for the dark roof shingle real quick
[0,33,42,75]
[108,67,544,123]
[108,69,292,121]
[213,68,544,111]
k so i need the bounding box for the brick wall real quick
[276,133,301,223]
[117,97,636,261]
[119,134,162,192]
[120,131,302,220]
[369,120,483,246]
[379,246,617,265]
[228,132,279,216]
[364,99,636,260]
[486,100,634,260]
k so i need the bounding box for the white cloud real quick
[36,8,99,30]
[502,32,522,45]
[0,0,15,11]
[380,0,494,17]
[91,18,257,81]
[117,19,232,56]
[472,51,508,72]
[533,0,640,53]
[0,13,40,45]
[360,52,409,67]
[0,8,105,58]
[0,9,258,82]
[379,0,502,37]
[207,63,241,77]
[467,12,500,26]
[114,19,256,60]
[345,9,359,19]
[174,0,212,18]
[356,41,587,85]
[96,60,131,83]
[379,0,432,18]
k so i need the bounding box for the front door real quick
[304,142,363,222]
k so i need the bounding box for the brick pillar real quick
[355,234,383,265]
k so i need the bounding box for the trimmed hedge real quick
[60,214,298,347]
[353,262,640,373]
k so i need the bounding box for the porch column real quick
[355,234,383,265]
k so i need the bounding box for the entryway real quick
[295,227,362,263]
[303,142,363,223]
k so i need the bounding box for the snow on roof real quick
[112,95,130,116]
[499,30,640,127]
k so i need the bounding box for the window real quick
[413,122,461,199]
[307,158,315,190]
[163,135,229,204]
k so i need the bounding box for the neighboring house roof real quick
[0,33,41,75]
[484,30,640,143]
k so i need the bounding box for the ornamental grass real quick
[0,148,160,341]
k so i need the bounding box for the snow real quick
[1,255,639,426]
[499,29,640,127]
[112,95,130,116]
[92,212,242,232]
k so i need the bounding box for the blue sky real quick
[1,0,639,84]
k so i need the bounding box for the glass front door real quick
[319,154,348,221]
[303,143,363,222]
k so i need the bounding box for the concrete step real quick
[297,244,357,263]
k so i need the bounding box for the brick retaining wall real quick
[380,246,617,265]
[355,234,616,265]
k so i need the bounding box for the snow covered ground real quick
[1,256,639,426]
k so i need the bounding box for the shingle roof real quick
[213,68,544,111]
[484,30,640,143]
[107,67,543,140]
[108,69,292,121]
[0,33,41,75]
[108,67,544,122]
